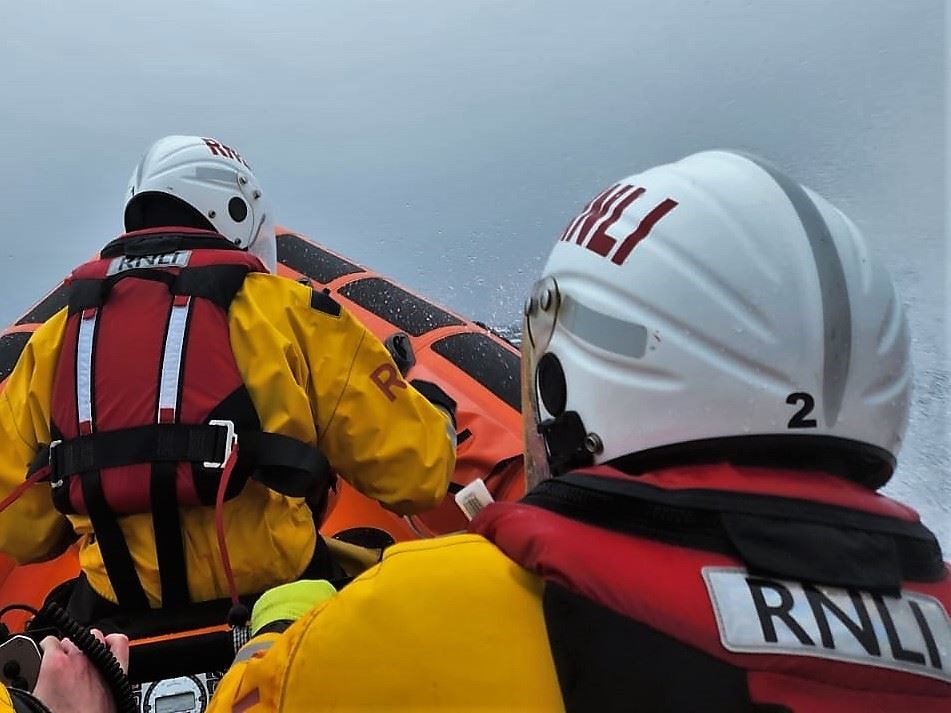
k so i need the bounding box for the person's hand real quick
[31,629,128,713]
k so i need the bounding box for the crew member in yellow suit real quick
[205,152,951,712]
[0,136,455,615]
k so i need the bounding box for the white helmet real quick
[522,150,911,489]
[124,135,277,271]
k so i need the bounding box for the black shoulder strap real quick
[172,265,251,310]
[68,264,252,316]
[524,474,945,590]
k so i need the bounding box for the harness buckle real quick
[47,440,63,487]
[205,420,238,469]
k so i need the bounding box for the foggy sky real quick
[1,1,947,546]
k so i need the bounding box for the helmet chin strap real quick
[538,411,597,476]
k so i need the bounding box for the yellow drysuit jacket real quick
[0,271,455,606]
[207,534,564,712]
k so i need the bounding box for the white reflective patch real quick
[106,250,191,276]
[232,640,273,665]
[157,301,191,421]
[76,312,97,427]
[703,567,951,683]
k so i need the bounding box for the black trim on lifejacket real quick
[607,434,896,490]
[68,265,254,314]
[100,230,243,258]
[523,474,945,590]
[543,582,788,713]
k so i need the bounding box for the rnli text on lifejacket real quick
[703,566,951,683]
[106,250,192,276]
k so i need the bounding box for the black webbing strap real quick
[240,431,333,497]
[150,462,189,608]
[80,470,150,611]
[49,424,233,478]
[27,445,51,477]
[44,426,331,498]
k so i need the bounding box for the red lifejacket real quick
[471,464,951,712]
[33,229,331,611]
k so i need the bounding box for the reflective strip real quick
[739,153,852,427]
[437,407,457,448]
[232,640,273,665]
[560,293,648,359]
[194,166,240,185]
[76,310,97,430]
[157,298,191,423]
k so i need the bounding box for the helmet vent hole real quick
[208,210,216,219]
[537,352,567,416]
[229,197,248,223]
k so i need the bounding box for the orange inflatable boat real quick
[0,229,524,708]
